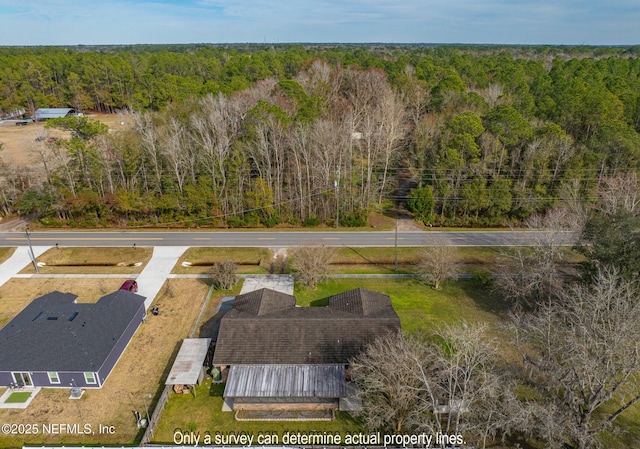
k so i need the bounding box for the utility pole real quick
[25,225,39,274]
[143,393,152,427]
[394,212,398,272]
[334,178,340,228]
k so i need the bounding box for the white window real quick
[48,372,60,384]
[84,372,96,384]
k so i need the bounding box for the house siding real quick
[0,372,12,386]
[0,371,99,389]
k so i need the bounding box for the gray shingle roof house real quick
[34,108,77,121]
[0,290,145,389]
[212,288,400,413]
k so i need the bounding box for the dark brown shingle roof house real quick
[212,288,401,366]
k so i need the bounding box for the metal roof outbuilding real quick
[165,338,212,386]
[224,364,346,399]
[34,108,76,121]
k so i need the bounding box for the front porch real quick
[0,386,41,409]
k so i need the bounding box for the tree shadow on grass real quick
[456,277,510,318]
[198,297,234,339]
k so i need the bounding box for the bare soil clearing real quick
[0,113,125,166]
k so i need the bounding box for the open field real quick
[0,113,125,166]
[0,122,69,166]
[19,246,153,274]
[0,277,211,447]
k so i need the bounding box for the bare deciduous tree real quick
[132,111,163,194]
[209,260,238,290]
[494,207,579,308]
[415,237,460,289]
[349,331,426,433]
[161,118,189,194]
[510,267,640,449]
[350,325,513,448]
[557,178,589,229]
[290,244,335,289]
[598,172,640,215]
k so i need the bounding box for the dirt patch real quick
[0,278,210,447]
[0,218,28,232]
[0,122,69,166]
[0,113,127,167]
[396,217,424,231]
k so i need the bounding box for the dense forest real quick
[1,44,640,227]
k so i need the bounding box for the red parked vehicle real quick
[119,279,138,292]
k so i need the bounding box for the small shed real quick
[165,338,211,394]
[34,108,77,121]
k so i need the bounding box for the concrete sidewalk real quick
[136,246,188,309]
[0,246,50,289]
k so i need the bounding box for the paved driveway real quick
[135,246,188,309]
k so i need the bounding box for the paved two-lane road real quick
[0,230,579,248]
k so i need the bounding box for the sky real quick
[1,0,639,46]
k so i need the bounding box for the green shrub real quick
[340,211,367,227]
[304,216,321,227]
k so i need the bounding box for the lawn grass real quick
[599,393,640,447]
[0,247,15,265]
[331,246,505,274]
[329,246,582,275]
[5,392,31,403]
[0,278,211,448]
[173,247,272,274]
[19,246,153,274]
[151,378,364,445]
[294,277,507,334]
[330,247,419,274]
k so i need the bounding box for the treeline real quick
[2,44,640,227]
